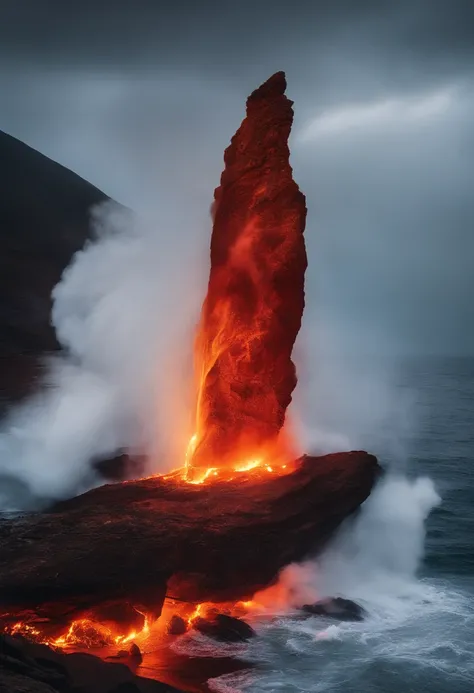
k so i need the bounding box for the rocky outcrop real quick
[0,634,183,692]
[301,597,367,622]
[190,72,307,473]
[193,614,256,642]
[0,452,380,628]
[0,130,109,414]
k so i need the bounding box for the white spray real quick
[270,475,440,606]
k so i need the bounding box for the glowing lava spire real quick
[188,72,307,476]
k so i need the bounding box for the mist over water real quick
[292,319,418,467]
[316,476,441,593]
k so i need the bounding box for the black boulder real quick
[301,597,366,622]
[193,614,256,642]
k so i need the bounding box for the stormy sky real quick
[1,0,473,357]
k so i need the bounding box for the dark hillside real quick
[0,130,109,410]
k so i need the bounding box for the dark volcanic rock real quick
[0,670,57,692]
[193,614,256,642]
[93,452,147,483]
[0,634,183,692]
[90,602,147,632]
[128,643,143,664]
[0,129,109,412]
[301,597,367,622]
[167,616,188,636]
[0,452,380,624]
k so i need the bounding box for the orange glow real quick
[7,596,276,653]
[7,614,151,651]
[182,74,306,479]
[234,458,262,473]
[179,422,298,485]
[9,622,43,641]
[186,603,204,626]
[180,447,295,485]
[162,73,305,486]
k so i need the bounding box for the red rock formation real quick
[189,71,307,473]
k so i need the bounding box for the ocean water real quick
[172,356,474,693]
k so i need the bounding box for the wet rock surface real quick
[193,614,256,643]
[301,597,367,622]
[167,616,188,636]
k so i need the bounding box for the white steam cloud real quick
[252,475,441,612]
[0,201,204,508]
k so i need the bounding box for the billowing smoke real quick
[0,200,206,509]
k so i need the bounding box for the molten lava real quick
[186,71,307,479]
[180,431,292,485]
[7,614,151,650]
[7,600,253,651]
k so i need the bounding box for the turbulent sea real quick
[170,356,474,693]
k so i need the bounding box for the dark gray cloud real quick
[0,0,473,356]
[2,1,474,83]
